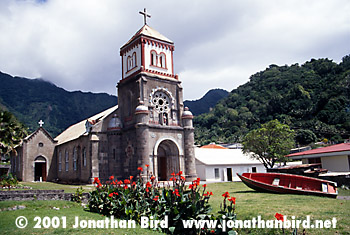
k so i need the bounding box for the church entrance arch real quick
[156,140,180,181]
[34,156,47,181]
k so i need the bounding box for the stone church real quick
[11,17,197,183]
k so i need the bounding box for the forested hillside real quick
[184,89,228,116]
[0,72,117,137]
[0,71,226,138]
[194,56,350,145]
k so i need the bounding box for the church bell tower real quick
[117,9,197,181]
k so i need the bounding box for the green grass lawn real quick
[0,181,349,234]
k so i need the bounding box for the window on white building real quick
[214,168,220,179]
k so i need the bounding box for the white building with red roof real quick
[287,143,350,172]
[195,143,265,182]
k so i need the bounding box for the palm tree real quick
[0,109,28,155]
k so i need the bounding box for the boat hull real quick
[237,173,337,198]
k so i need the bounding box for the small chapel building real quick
[11,15,197,183]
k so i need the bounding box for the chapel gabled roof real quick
[121,24,173,50]
[24,127,56,144]
[54,105,118,145]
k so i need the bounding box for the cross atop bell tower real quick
[139,8,151,25]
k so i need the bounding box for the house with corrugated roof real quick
[286,143,350,172]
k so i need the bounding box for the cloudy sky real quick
[0,0,349,100]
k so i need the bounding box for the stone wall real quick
[0,190,89,201]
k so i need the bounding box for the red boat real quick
[237,173,338,198]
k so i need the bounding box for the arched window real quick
[159,53,166,68]
[73,147,77,171]
[58,151,62,172]
[132,52,136,67]
[83,148,87,167]
[65,150,69,172]
[150,51,157,66]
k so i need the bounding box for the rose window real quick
[152,91,170,113]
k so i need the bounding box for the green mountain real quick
[0,72,227,138]
[0,71,117,137]
[184,89,228,116]
[194,55,350,145]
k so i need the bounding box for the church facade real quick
[12,22,197,183]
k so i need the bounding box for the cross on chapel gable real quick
[139,8,151,25]
[38,120,44,127]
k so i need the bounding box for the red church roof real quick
[287,143,350,157]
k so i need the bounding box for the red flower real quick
[171,172,176,176]
[222,192,230,198]
[176,171,183,176]
[146,188,149,192]
[146,182,152,188]
[172,189,180,197]
[93,177,100,184]
[97,183,102,188]
[202,184,207,188]
[109,193,113,197]
[132,182,136,186]
[129,176,133,180]
[197,177,201,181]
[209,192,213,196]
[124,179,130,184]
[169,177,175,181]
[189,184,194,189]
[123,185,128,190]
[109,176,114,180]
[153,196,159,201]
[275,213,284,221]
[228,197,236,204]
[117,180,123,185]
[181,176,186,181]
[113,192,118,196]
[137,167,143,171]
[112,181,116,185]
[150,176,156,181]
[145,164,149,168]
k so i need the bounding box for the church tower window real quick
[159,53,166,68]
[150,51,157,66]
[127,52,137,71]
[151,89,173,125]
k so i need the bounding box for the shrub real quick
[0,173,18,189]
[87,166,237,234]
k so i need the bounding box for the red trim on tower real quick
[141,38,145,69]
[171,50,174,76]
[121,53,124,79]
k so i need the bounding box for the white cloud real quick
[0,0,349,100]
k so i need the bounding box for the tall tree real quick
[242,120,295,169]
[0,109,28,155]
